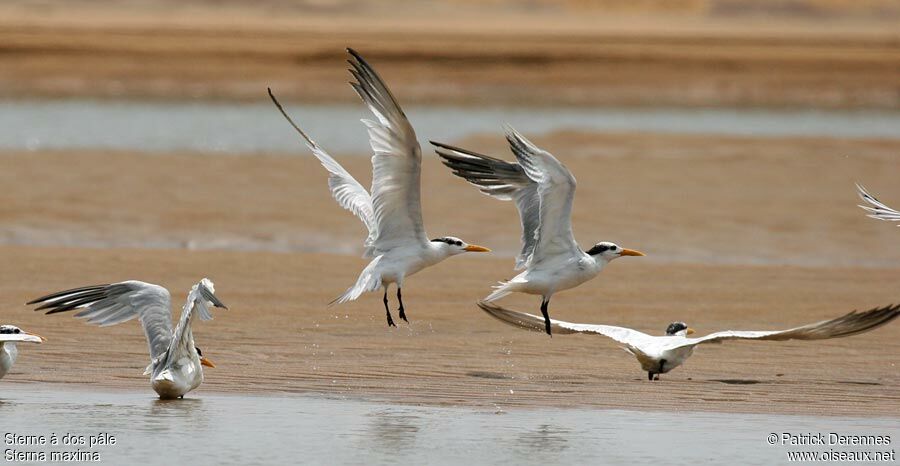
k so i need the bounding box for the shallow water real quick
[1,385,897,465]
[1,100,899,155]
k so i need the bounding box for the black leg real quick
[540,299,552,336]
[656,359,666,381]
[397,287,408,323]
[383,289,396,327]
[648,372,654,381]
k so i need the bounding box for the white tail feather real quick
[331,255,384,305]
[484,281,514,302]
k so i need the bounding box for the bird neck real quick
[425,241,456,263]
[587,253,610,271]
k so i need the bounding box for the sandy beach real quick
[2,131,900,417]
[0,1,898,108]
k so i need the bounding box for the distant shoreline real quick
[0,6,896,109]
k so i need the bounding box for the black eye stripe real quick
[431,238,463,246]
[586,244,609,255]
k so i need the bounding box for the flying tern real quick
[433,129,644,335]
[269,48,490,327]
[0,325,45,380]
[857,184,900,224]
[27,278,227,399]
[478,301,900,380]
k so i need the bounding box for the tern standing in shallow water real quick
[269,48,490,327]
[479,301,900,380]
[28,278,226,399]
[433,128,644,335]
[0,325,45,380]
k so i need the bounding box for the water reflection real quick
[515,424,571,454]
[142,398,209,433]
[361,409,423,454]
[1,385,897,466]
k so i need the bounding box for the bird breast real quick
[151,356,203,399]
[0,342,16,379]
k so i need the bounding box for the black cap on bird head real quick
[665,322,695,336]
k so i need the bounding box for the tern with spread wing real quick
[1,325,45,380]
[27,278,227,399]
[479,301,900,380]
[434,129,644,336]
[857,184,900,224]
[268,48,490,327]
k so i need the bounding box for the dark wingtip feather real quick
[26,284,109,305]
[199,286,228,310]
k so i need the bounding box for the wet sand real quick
[0,2,898,108]
[2,131,900,417]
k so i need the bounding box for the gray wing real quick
[28,281,173,362]
[687,304,900,347]
[477,301,654,349]
[503,126,580,267]
[268,88,378,256]
[163,278,227,372]
[348,48,429,251]
[857,184,900,223]
[432,140,539,269]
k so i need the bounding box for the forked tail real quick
[484,280,515,302]
[330,255,384,305]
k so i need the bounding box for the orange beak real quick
[687,328,696,336]
[200,357,216,368]
[619,248,645,257]
[24,331,46,343]
[464,244,491,252]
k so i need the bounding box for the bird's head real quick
[665,322,695,337]
[195,346,216,368]
[430,236,491,257]
[0,325,45,343]
[585,242,645,262]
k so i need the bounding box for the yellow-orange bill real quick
[620,248,646,257]
[687,328,696,335]
[200,357,216,368]
[464,244,491,252]
[23,332,46,343]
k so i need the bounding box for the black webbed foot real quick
[383,289,396,327]
[540,299,552,336]
[397,288,408,323]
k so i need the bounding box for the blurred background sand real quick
[1,0,899,416]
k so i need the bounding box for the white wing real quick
[477,301,655,352]
[857,184,900,223]
[268,88,378,256]
[434,127,578,268]
[503,126,580,266]
[29,281,174,362]
[162,278,227,372]
[347,48,429,251]
[433,141,540,270]
[685,304,900,347]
